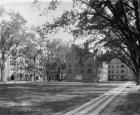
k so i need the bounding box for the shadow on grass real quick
[0,82,118,115]
[113,91,140,115]
[0,94,99,115]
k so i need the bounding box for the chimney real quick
[71,44,77,51]
[84,42,89,51]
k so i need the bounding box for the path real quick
[64,82,133,115]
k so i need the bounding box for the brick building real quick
[108,58,134,81]
[65,44,101,82]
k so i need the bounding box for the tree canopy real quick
[41,0,140,84]
[0,11,27,81]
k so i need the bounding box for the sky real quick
[0,0,73,25]
[0,0,74,43]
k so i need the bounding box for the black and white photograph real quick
[0,0,140,115]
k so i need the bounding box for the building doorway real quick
[20,74,23,81]
[11,75,14,80]
[36,76,38,80]
[121,75,124,81]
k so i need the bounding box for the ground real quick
[0,81,125,115]
[100,83,140,115]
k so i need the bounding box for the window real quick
[39,68,43,71]
[95,69,98,73]
[80,63,84,67]
[10,61,13,65]
[112,70,114,73]
[75,69,78,73]
[11,68,15,71]
[87,69,92,73]
[10,61,15,66]
[12,52,16,56]
[88,64,92,67]
[121,75,124,79]
[75,63,78,67]
[108,65,111,68]
[68,69,71,73]
[108,70,111,73]
[66,54,68,58]
[117,70,118,73]
[121,65,124,68]
[121,70,124,73]
[108,75,111,80]
[112,65,114,68]
[20,59,23,63]
[20,74,23,77]
[75,57,78,60]
[117,65,119,68]
[69,64,71,67]
[20,66,23,70]
[80,69,84,73]
[112,75,114,79]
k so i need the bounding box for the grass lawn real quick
[0,82,124,115]
[100,84,140,115]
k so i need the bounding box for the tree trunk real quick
[0,52,6,82]
[43,67,47,82]
[138,68,140,85]
[136,68,140,85]
[33,73,36,81]
[33,57,36,81]
[57,67,61,81]
[134,72,137,83]
[0,64,5,82]
[46,70,50,81]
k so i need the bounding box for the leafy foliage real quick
[0,12,27,81]
[46,0,139,75]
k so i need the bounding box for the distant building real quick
[65,44,102,82]
[45,45,71,81]
[108,58,134,81]
[2,54,27,81]
[0,52,43,81]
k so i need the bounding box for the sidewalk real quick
[0,81,32,84]
[63,82,134,115]
[100,83,140,115]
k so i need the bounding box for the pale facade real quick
[4,55,27,81]
[108,58,134,81]
[99,62,108,82]
[0,53,43,81]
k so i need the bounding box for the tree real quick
[20,41,43,81]
[39,0,140,84]
[41,39,66,81]
[0,7,5,17]
[50,44,69,80]
[0,12,27,82]
[34,27,69,81]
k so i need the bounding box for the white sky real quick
[0,0,72,3]
[0,0,74,43]
[0,0,73,25]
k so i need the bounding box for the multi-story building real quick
[65,44,102,82]
[108,58,134,81]
[3,54,27,81]
[0,52,43,81]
